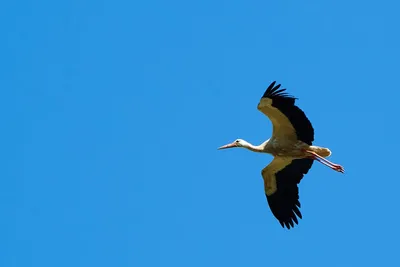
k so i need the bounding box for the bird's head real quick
[218,139,246,150]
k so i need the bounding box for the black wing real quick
[259,81,314,145]
[263,158,314,229]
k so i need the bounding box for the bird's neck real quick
[243,142,266,153]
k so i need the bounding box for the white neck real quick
[242,140,267,153]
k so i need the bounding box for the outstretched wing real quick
[261,157,314,229]
[257,81,314,145]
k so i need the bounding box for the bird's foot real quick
[331,164,345,173]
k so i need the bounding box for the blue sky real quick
[2,0,400,266]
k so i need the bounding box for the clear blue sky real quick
[2,0,400,266]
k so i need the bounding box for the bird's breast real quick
[265,138,307,157]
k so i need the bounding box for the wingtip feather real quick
[262,81,296,100]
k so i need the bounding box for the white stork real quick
[218,81,344,229]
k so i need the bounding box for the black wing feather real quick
[261,81,314,145]
[266,158,314,229]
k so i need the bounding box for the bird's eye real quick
[236,140,239,143]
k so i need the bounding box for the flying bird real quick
[218,81,344,229]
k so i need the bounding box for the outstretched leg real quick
[304,150,345,173]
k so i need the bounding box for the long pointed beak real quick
[217,142,237,150]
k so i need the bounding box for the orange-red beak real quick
[217,142,237,150]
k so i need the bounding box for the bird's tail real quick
[310,146,331,158]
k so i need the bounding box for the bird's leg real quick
[311,156,345,173]
[304,150,345,173]
[311,156,340,171]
